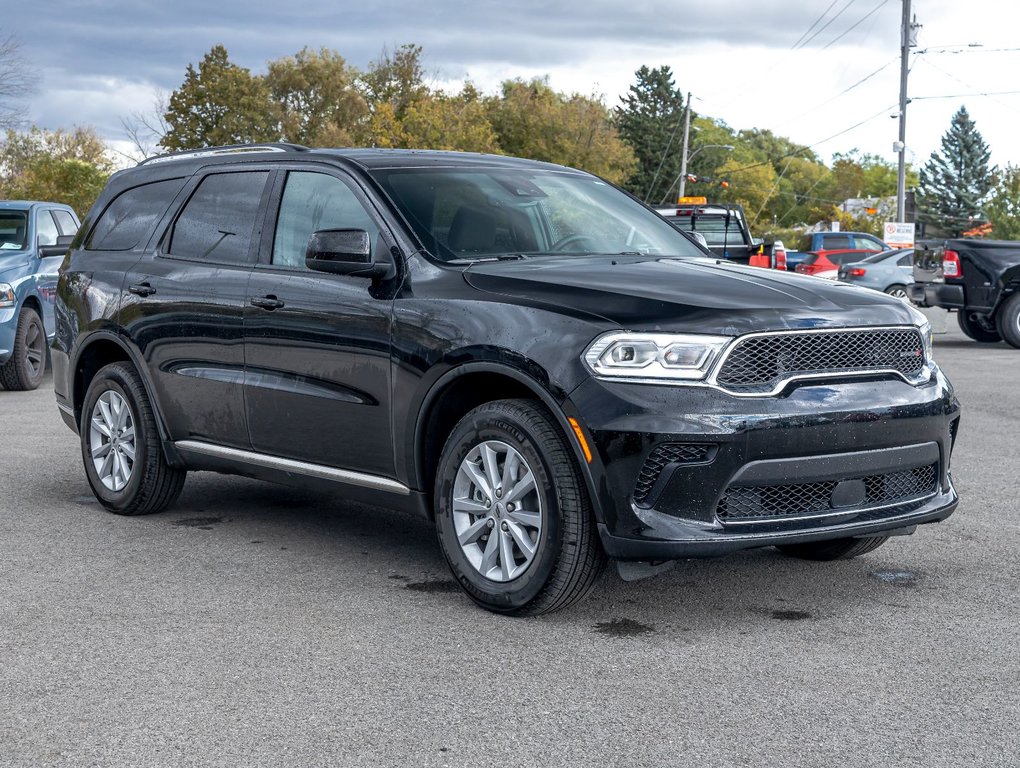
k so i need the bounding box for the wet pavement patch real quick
[405,580,460,593]
[870,569,919,585]
[72,495,97,505]
[771,610,812,621]
[171,516,223,530]
[593,618,655,637]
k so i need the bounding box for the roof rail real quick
[138,142,310,166]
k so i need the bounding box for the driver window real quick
[37,210,59,247]
[272,172,380,268]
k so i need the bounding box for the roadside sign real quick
[884,221,915,248]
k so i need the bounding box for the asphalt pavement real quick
[1,316,1018,767]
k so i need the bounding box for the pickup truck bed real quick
[909,238,1020,348]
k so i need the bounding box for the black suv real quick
[54,144,960,615]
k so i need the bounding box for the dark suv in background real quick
[54,144,960,615]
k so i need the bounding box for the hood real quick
[464,255,919,335]
[0,250,30,278]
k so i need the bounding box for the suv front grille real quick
[633,443,713,506]
[716,463,938,521]
[716,328,925,393]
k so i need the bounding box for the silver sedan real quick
[837,248,914,298]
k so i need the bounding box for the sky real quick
[5,0,1020,170]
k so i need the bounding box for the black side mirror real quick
[38,234,74,258]
[305,229,391,279]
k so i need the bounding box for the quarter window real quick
[272,172,380,268]
[86,178,187,251]
[169,172,269,264]
[36,210,59,246]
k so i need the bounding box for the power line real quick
[791,0,841,49]
[821,0,891,50]
[912,90,1020,100]
[796,0,858,49]
[774,56,897,130]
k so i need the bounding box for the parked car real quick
[0,201,79,390]
[789,231,889,275]
[54,144,960,615]
[910,238,1020,347]
[837,249,914,298]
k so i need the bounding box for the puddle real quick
[593,618,655,637]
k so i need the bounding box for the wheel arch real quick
[411,362,602,523]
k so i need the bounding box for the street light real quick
[676,144,734,200]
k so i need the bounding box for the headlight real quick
[0,283,14,308]
[919,319,934,362]
[583,332,731,381]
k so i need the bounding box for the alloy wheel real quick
[24,317,44,378]
[89,390,136,492]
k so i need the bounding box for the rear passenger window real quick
[897,255,912,267]
[824,235,852,249]
[169,172,269,264]
[86,178,187,251]
[52,209,78,236]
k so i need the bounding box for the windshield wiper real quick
[447,254,529,265]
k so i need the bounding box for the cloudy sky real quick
[5,0,1020,169]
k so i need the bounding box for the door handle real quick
[250,295,285,310]
[128,282,156,297]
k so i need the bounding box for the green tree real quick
[488,78,635,184]
[986,165,1020,239]
[162,44,277,151]
[0,126,113,215]
[916,106,994,236]
[397,84,499,153]
[361,44,430,121]
[614,65,687,202]
[266,47,369,146]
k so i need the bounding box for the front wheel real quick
[957,310,1001,343]
[995,292,1020,349]
[777,536,889,561]
[434,399,605,615]
[80,362,186,515]
[0,306,46,391]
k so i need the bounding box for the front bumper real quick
[568,369,960,560]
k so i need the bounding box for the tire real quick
[957,309,1001,343]
[995,292,1020,349]
[433,399,606,616]
[80,362,186,515]
[0,306,47,391]
[776,536,889,561]
[884,284,909,300]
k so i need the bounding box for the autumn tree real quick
[361,44,431,122]
[0,126,113,214]
[917,106,994,236]
[398,84,499,153]
[162,45,277,151]
[615,66,687,202]
[266,47,368,146]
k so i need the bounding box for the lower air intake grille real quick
[717,463,938,521]
[633,443,712,506]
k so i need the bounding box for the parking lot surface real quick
[1,319,1018,767]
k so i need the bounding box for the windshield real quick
[0,211,28,250]
[370,167,705,262]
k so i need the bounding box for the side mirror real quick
[38,234,74,258]
[305,229,391,279]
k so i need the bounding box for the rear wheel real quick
[80,362,186,515]
[777,536,889,561]
[995,292,1020,349]
[0,306,46,391]
[957,309,1001,343]
[884,284,909,300]
[434,399,605,615]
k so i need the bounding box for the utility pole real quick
[677,92,693,200]
[895,0,917,221]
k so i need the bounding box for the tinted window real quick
[52,209,78,236]
[829,252,867,265]
[669,214,747,246]
[0,210,28,250]
[823,235,852,249]
[37,210,59,246]
[272,172,380,268]
[86,178,187,251]
[897,254,912,267]
[169,172,269,264]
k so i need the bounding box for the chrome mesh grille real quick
[633,443,713,505]
[716,328,925,393]
[716,463,938,521]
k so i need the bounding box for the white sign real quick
[831,221,840,232]
[884,221,915,248]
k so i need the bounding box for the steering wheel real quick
[550,234,601,252]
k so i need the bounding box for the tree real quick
[615,66,687,202]
[0,33,32,130]
[986,165,1020,240]
[396,84,499,153]
[162,45,277,151]
[0,126,113,215]
[488,78,635,184]
[361,44,430,121]
[266,47,369,146]
[916,106,994,236]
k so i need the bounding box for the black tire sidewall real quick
[957,309,1001,343]
[996,294,1020,349]
[20,308,46,387]
[434,406,563,612]
[80,366,149,512]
